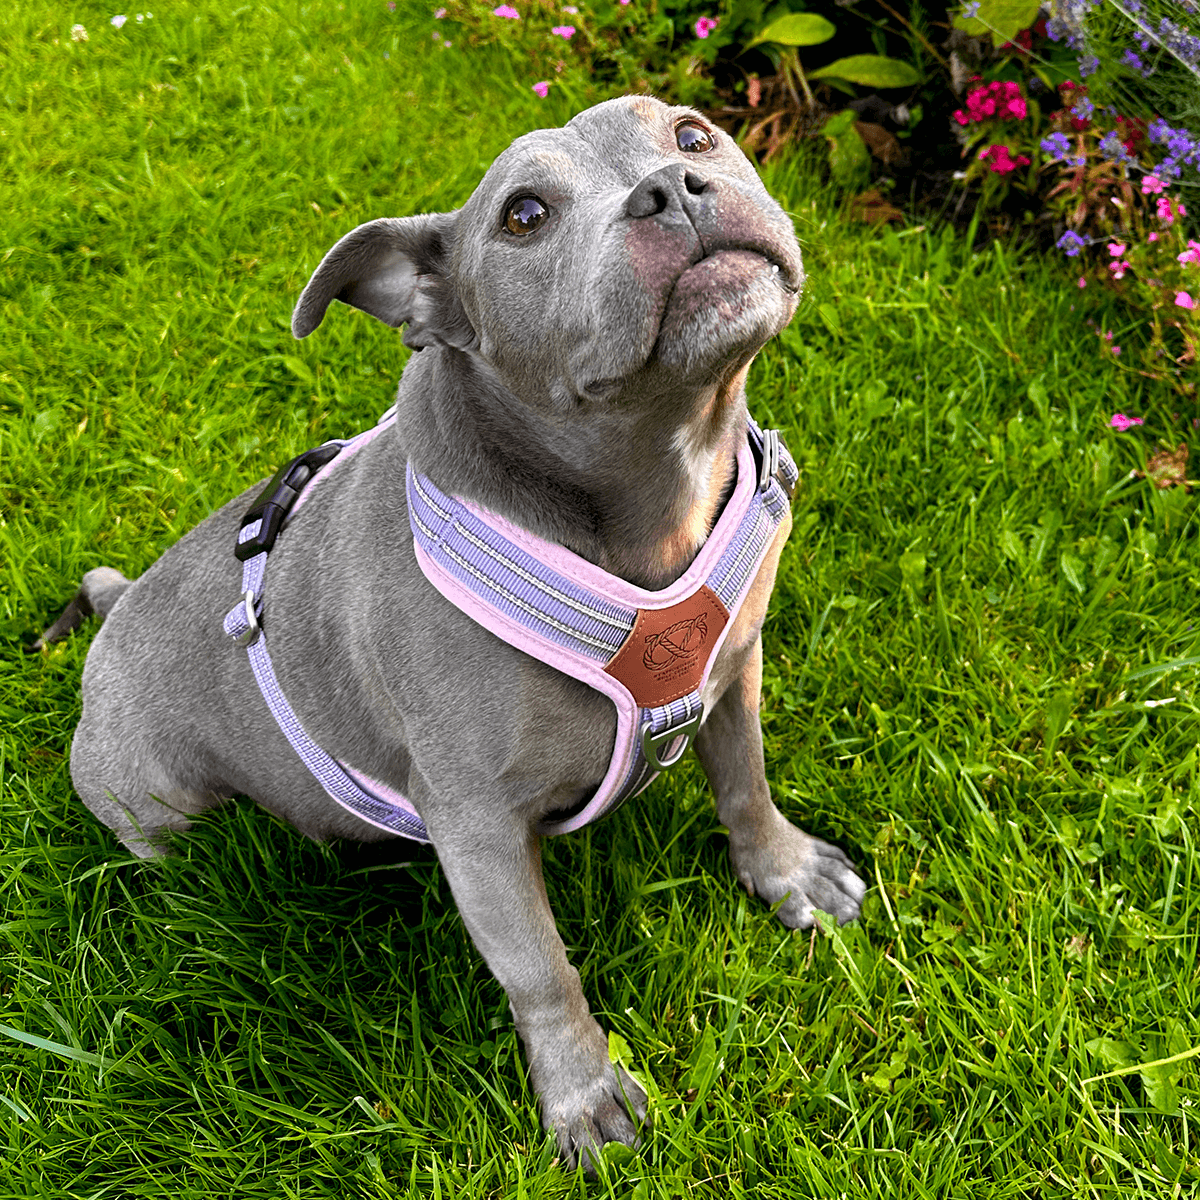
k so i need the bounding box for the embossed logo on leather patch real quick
[604,585,729,707]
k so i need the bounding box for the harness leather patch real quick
[604,584,729,707]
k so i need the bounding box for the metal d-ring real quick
[641,706,704,771]
[232,590,261,647]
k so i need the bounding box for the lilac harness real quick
[224,411,796,843]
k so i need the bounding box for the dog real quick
[40,96,865,1170]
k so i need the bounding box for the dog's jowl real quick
[44,96,866,1170]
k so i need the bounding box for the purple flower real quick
[1072,96,1094,121]
[1057,230,1088,257]
[694,15,718,37]
[1099,131,1134,164]
[532,80,550,97]
[1078,53,1100,76]
[962,0,981,16]
[1041,132,1071,158]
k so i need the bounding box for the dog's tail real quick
[33,567,132,650]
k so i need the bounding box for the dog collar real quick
[224,412,796,842]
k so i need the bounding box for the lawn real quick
[1,2,1197,1197]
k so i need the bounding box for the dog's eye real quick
[504,196,549,236]
[675,121,715,153]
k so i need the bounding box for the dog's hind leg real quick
[34,567,132,650]
[69,714,228,858]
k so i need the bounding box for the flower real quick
[1078,276,1087,287]
[1179,240,1200,266]
[1078,53,1099,76]
[550,24,575,38]
[1178,292,1197,309]
[1107,242,1127,257]
[70,23,88,39]
[1057,230,1087,257]
[1108,259,1131,279]
[978,143,1030,173]
[1141,174,1165,194]
[1041,132,1071,158]
[694,15,718,37]
[493,4,519,17]
[110,13,127,27]
[434,6,446,15]
[532,80,550,97]
[1110,413,1145,430]
[962,1,981,16]
[563,4,578,10]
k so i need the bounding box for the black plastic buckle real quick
[235,442,343,561]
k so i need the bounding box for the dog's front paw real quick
[536,1052,647,1174]
[730,813,865,928]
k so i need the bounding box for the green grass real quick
[2,2,1198,1197]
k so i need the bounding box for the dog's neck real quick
[394,348,746,590]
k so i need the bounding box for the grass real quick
[2,1,1198,1196]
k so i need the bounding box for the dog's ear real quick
[291,213,475,349]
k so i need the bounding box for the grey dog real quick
[41,96,865,1169]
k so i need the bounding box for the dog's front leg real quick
[429,818,646,1171]
[696,636,866,928]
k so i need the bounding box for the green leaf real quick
[809,55,921,88]
[952,0,1041,45]
[1084,1037,1137,1068]
[747,13,836,48]
[820,111,871,189]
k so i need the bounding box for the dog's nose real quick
[625,164,711,228]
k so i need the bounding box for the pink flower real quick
[493,4,520,16]
[1110,413,1144,431]
[1141,174,1165,194]
[1178,241,1200,266]
[1078,276,1087,288]
[694,15,718,37]
[434,6,446,14]
[532,80,550,97]
[563,4,578,9]
[1177,292,1196,310]
[1149,232,1159,242]
[1108,259,1131,280]
[1107,242,1126,257]
[550,23,575,37]
[978,143,1030,173]
[1111,345,1122,356]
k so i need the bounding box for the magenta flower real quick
[1078,276,1087,288]
[1108,260,1131,280]
[1107,242,1127,257]
[694,15,718,37]
[532,80,550,97]
[978,143,1030,174]
[551,24,575,38]
[1179,240,1200,267]
[1141,174,1165,194]
[493,4,520,17]
[1177,292,1196,310]
[1110,413,1145,431]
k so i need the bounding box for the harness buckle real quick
[234,441,343,562]
[232,590,261,647]
[641,705,704,771]
[757,428,780,494]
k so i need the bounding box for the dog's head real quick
[293,96,802,415]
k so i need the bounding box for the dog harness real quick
[224,410,797,844]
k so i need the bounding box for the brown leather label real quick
[604,584,729,707]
